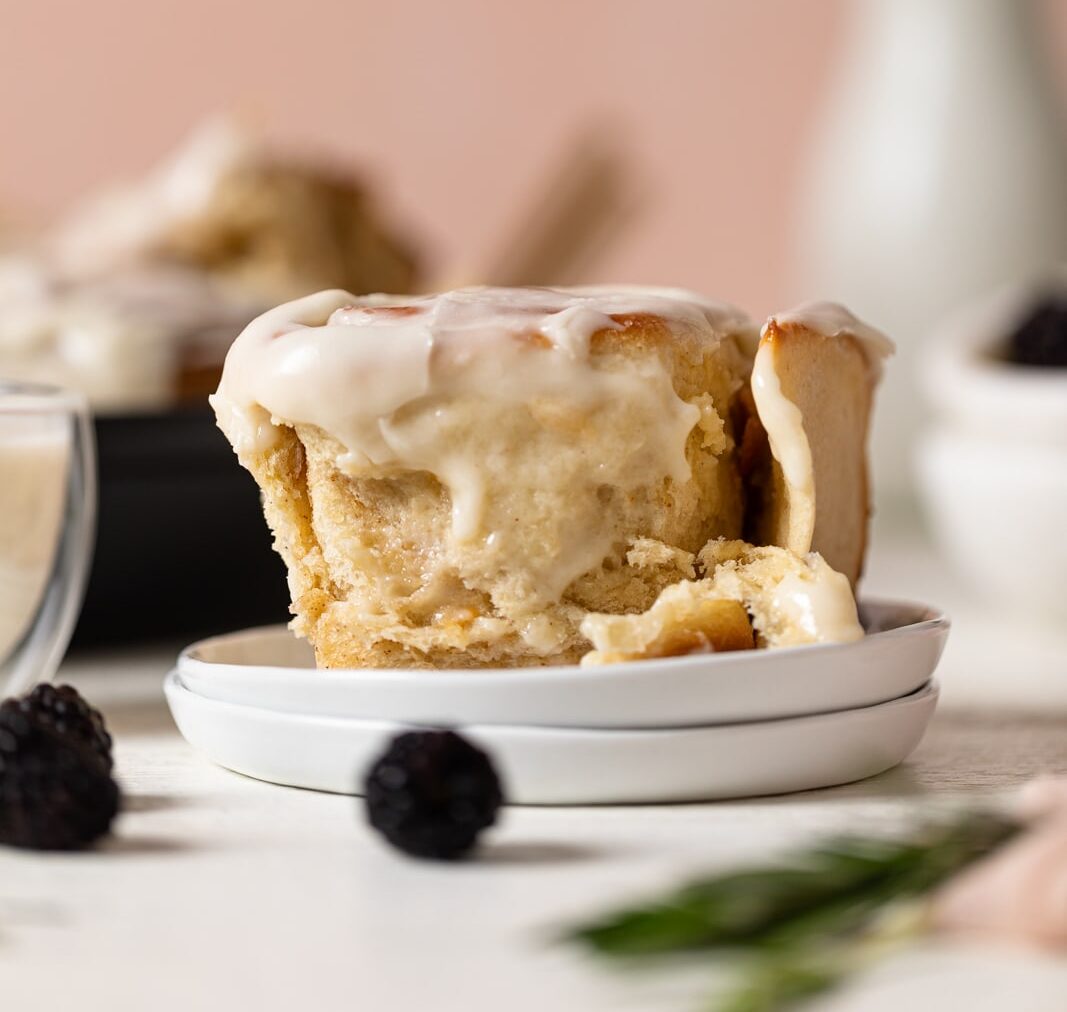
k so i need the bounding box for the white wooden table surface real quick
[0,531,1064,1011]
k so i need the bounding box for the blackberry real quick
[15,684,113,770]
[0,687,120,850]
[1006,297,1067,368]
[364,730,503,860]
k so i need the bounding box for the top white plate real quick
[176,599,948,729]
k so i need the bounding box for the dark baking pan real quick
[73,406,290,645]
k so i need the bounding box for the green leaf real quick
[714,902,930,1012]
[566,810,1018,959]
[713,953,850,1012]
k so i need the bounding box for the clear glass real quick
[0,382,95,696]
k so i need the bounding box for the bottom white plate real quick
[164,673,938,805]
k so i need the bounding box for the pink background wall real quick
[4,0,1067,316]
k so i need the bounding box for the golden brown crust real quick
[581,596,754,665]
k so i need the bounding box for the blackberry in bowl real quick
[1004,295,1067,368]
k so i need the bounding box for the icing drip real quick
[769,301,894,378]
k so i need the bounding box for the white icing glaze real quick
[750,343,814,496]
[212,286,750,459]
[769,559,864,643]
[769,301,894,377]
[212,285,755,611]
[211,289,362,456]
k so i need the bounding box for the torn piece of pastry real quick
[580,539,863,665]
[211,285,757,668]
[579,595,754,665]
[747,303,892,585]
[696,539,864,646]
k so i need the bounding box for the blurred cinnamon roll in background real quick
[0,118,419,411]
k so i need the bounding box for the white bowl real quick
[924,279,1067,444]
[175,599,948,729]
[164,673,939,804]
[920,280,1067,618]
[918,430,1067,620]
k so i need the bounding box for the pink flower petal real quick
[932,815,1067,950]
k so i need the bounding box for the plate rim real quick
[179,596,949,685]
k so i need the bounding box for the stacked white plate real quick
[165,599,947,804]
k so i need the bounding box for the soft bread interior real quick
[746,319,874,586]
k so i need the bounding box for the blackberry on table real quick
[364,729,503,860]
[14,684,113,770]
[0,685,120,850]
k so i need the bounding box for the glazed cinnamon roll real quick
[211,285,890,669]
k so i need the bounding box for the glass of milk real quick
[0,383,95,696]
